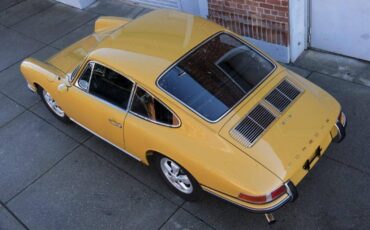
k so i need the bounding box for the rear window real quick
[157,33,275,122]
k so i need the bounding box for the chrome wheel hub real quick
[160,158,193,194]
[42,90,65,117]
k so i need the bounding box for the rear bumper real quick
[202,181,298,213]
[203,113,346,213]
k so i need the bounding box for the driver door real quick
[63,61,134,149]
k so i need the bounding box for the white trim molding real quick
[56,0,96,9]
[70,118,142,161]
[245,37,290,63]
[132,0,208,18]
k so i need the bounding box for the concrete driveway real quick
[0,0,369,229]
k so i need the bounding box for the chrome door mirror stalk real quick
[57,83,68,92]
[66,73,73,86]
[58,75,72,92]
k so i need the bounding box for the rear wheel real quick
[39,88,69,123]
[155,155,203,201]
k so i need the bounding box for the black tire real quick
[38,87,70,123]
[154,155,203,201]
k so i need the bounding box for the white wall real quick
[56,0,95,9]
[132,0,208,18]
[289,0,308,62]
[310,0,370,61]
[197,0,209,18]
[179,0,208,18]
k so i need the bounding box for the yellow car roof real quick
[89,9,224,87]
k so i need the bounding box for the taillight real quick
[238,184,287,204]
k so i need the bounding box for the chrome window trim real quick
[69,64,81,83]
[128,85,182,128]
[155,31,277,124]
[73,60,136,113]
[70,118,141,161]
[127,82,136,112]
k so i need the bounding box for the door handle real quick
[108,118,122,128]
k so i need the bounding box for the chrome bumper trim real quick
[333,112,347,143]
[341,111,347,128]
[69,118,141,162]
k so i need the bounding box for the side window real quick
[131,87,180,127]
[89,63,133,110]
[77,63,93,91]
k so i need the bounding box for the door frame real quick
[66,60,136,150]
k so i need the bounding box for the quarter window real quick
[77,63,93,91]
[131,87,180,127]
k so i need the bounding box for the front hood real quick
[219,70,341,181]
[47,32,109,74]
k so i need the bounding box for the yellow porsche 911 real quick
[20,10,346,217]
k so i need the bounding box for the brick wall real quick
[208,0,289,46]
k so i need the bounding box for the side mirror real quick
[57,83,68,92]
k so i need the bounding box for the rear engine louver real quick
[265,80,302,112]
[230,104,276,147]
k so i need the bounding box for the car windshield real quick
[157,33,275,122]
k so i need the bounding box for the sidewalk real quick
[0,1,369,229]
[286,50,370,87]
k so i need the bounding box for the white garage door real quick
[311,0,370,61]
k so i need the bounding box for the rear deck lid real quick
[219,70,340,180]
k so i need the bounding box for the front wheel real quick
[39,88,69,123]
[155,155,203,201]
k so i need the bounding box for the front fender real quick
[20,58,66,99]
[21,58,65,83]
